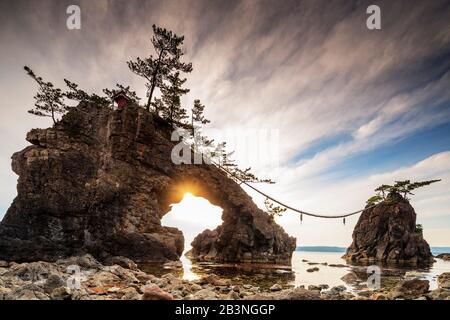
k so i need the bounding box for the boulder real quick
[343,193,433,265]
[104,256,138,270]
[270,284,282,291]
[3,261,61,282]
[437,272,450,289]
[436,253,450,261]
[120,287,141,300]
[43,274,66,294]
[5,284,50,300]
[141,284,174,300]
[427,288,450,300]
[340,271,360,285]
[280,287,321,300]
[387,279,429,299]
[193,288,217,300]
[50,286,72,300]
[0,103,296,265]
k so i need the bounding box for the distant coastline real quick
[296,246,450,255]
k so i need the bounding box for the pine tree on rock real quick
[151,98,164,116]
[192,99,210,125]
[24,66,67,124]
[127,25,193,111]
[64,79,110,106]
[160,72,189,126]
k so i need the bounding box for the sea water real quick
[175,248,450,291]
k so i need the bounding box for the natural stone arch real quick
[0,103,296,264]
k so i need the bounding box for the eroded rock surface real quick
[343,193,433,265]
[0,103,295,264]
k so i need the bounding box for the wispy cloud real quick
[0,0,449,245]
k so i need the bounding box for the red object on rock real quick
[112,91,130,110]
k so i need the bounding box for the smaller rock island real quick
[343,192,433,265]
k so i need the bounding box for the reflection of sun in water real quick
[161,193,223,254]
[161,193,223,280]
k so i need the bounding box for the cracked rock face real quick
[0,103,296,264]
[343,193,433,265]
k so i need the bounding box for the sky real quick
[0,0,449,247]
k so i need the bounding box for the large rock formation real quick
[343,193,433,265]
[0,103,295,264]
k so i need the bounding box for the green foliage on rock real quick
[264,197,287,219]
[127,24,193,110]
[366,195,383,206]
[64,79,110,106]
[367,179,441,205]
[24,66,68,124]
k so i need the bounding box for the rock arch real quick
[0,103,296,264]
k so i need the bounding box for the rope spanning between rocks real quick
[213,162,377,219]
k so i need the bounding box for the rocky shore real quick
[1,254,449,300]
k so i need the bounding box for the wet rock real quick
[436,253,450,261]
[89,271,121,287]
[43,274,66,294]
[344,193,433,265]
[0,103,296,265]
[330,285,347,294]
[50,286,71,300]
[270,284,282,291]
[193,288,217,300]
[104,256,138,270]
[387,279,429,300]
[427,288,450,300]
[318,284,329,290]
[141,284,174,300]
[226,290,240,300]
[57,254,103,270]
[161,273,182,285]
[357,290,373,298]
[104,265,140,284]
[371,293,387,300]
[5,284,49,300]
[202,275,231,286]
[121,287,141,300]
[4,261,61,282]
[307,285,322,291]
[404,271,422,279]
[340,271,360,285]
[328,264,347,268]
[190,283,202,291]
[280,287,321,300]
[437,272,450,289]
[163,260,183,269]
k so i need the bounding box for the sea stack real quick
[0,102,296,264]
[343,192,433,265]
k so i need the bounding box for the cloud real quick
[251,151,450,247]
[0,0,449,246]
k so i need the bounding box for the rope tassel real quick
[300,213,303,224]
[343,218,346,225]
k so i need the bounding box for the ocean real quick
[172,246,450,292]
[296,246,450,255]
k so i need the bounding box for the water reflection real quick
[139,251,450,293]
